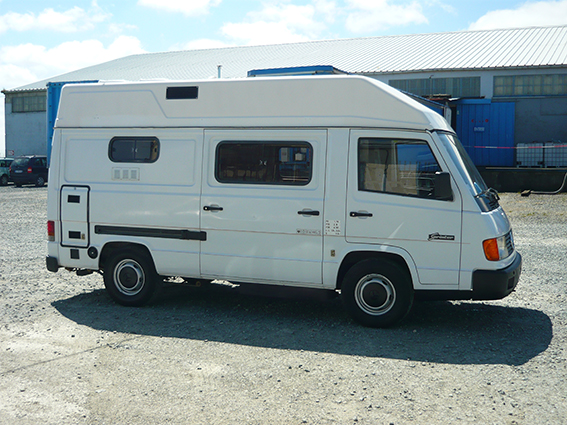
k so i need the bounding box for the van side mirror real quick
[434,172,453,201]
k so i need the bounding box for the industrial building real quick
[3,24,567,169]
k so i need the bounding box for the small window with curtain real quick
[358,138,442,199]
[216,141,312,185]
[109,137,160,163]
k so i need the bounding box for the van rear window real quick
[216,142,312,185]
[109,137,160,163]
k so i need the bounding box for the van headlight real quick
[483,231,514,261]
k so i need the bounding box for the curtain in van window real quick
[216,141,312,185]
[358,138,440,198]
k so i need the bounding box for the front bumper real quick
[471,253,522,300]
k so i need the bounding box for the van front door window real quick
[358,138,441,198]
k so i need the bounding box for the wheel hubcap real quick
[114,259,145,296]
[355,274,396,315]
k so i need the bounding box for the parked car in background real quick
[0,158,13,185]
[9,155,48,187]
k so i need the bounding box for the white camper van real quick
[46,75,521,327]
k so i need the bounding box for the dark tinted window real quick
[216,142,312,185]
[109,137,159,163]
[11,158,29,167]
[32,157,47,167]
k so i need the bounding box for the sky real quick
[1,0,567,155]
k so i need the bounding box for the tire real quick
[0,175,7,186]
[35,176,45,187]
[103,248,161,306]
[341,258,414,328]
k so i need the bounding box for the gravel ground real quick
[0,184,566,424]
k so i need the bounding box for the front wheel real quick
[35,176,45,187]
[0,175,8,186]
[341,258,414,327]
[103,248,161,306]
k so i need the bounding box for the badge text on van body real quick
[428,232,455,241]
[297,229,322,236]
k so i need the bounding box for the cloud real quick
[0,36,146,91]
[0,34,145,153]
[107,23,139,37]
[469,0,567,30]
[221,2,326,45]
[137,0,221,16]
[0,6,110,34]
[345,0,428,33]
[314,0,340,23]
[425,0,456,15]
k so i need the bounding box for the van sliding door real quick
[200,129,327,286]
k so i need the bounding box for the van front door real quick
[200,130,326,286]
[345,130,462,286]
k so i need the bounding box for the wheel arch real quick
[99,241,154,272]
[336,249,417,290]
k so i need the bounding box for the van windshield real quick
[435,132,488,197]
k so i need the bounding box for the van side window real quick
[109,137,159,163]
[216,142,312,185]
[358,138,441,198]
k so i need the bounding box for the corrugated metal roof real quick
[10,25,567,92]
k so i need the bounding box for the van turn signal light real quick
[483,238,500,261]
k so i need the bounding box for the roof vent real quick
[166,86,198,100]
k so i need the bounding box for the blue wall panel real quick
[455,100,515,167]
[47,81,97,164]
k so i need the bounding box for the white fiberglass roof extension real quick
[12,24,567,91]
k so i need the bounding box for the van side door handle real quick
[204,205,223,212]
[298,209,320,216]
[350,211,373,218]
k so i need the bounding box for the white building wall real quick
[4,101,47,157]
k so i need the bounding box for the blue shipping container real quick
[47,81,98,165]
[455,99,515,167]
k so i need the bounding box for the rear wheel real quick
[35,176,45,187]
[0,175,8,186]
[103,248,161,306]
[342,258,413,327]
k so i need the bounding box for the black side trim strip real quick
[95,225,206,241]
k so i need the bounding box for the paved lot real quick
[0,185,566,424]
